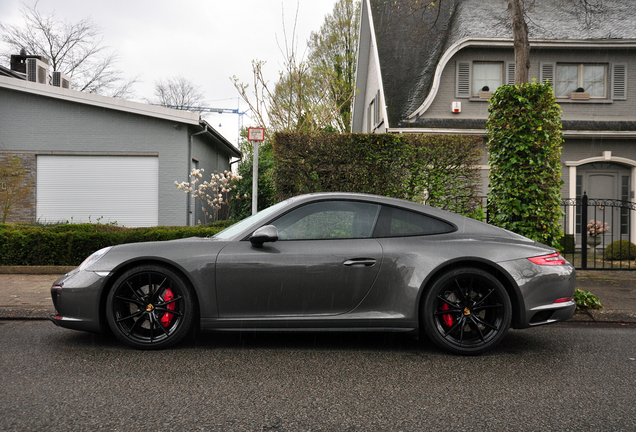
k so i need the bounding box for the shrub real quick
[0,223,230,266]
[559,234,575,254]
[603,240,636,261]
[486,81,564,249]
[272,132,484,218]
[573,289,603,310]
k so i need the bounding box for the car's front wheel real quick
[423,268,511,355]
[106,265,195,350]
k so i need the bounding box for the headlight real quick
[78,246,112,271]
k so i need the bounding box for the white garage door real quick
[37,155,158,227]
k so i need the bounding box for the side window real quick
[271,201,381,240]
[373,206,455,237]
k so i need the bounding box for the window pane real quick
[472,63,501,95]
[583,65,606,97]
[556,65,578,96]
[272,201,381,240]
[373,206,455,237]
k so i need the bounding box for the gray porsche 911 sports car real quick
[49,192,575,355]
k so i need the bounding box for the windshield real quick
[213,199,289,239]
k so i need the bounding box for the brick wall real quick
[0,152,36,223]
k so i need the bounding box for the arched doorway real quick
[567,156,636,247]
[576,162,631,244]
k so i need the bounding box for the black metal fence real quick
[481,194,636,270]
[560,194,636,270]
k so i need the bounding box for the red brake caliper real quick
[161,288,176,327]
[441,302,454,327]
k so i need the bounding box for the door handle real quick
[343,258,377,267]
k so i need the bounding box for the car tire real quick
[423,267,511,355]
[106,265,195,350]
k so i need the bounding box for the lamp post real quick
[247,127,265,215]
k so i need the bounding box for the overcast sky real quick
[0,0,340,145]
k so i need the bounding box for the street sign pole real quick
[247,127,265,215]
[252,142,259,215]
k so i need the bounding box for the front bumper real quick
[49,269,110,333]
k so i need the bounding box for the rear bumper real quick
[499,258,576,329]
[527,300,577,326]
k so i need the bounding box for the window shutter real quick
[506,62,516,85]
[540,62,555,85]
[456,61,471,98]
[612,63,627,100]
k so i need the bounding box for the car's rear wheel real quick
[423,268,511,355]
[106,265,194,350]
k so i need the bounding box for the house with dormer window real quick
[353,0,636,244]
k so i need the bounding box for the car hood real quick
[87,236,229,273]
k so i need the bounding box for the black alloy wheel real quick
[106,265,195,350]
[423,268,511,355]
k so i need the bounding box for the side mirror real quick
[249,225,279,247]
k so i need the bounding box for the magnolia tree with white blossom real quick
[175,169,243,224]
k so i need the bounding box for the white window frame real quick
[555,63,608,98]
[471,62,503,96]
[366,90,381,132]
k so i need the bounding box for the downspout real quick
[188,124,208,226]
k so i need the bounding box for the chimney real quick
[10,50,49,75]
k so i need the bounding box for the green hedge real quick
[273,132,484,218]
[0,223,233,266]
[559,234,575,254]
[486,82,564,249]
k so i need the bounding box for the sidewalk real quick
[0,267,634,322]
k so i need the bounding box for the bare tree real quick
[508,0,606,84]
[232,1,359,133]
[0,1,136,98]
[508,0,530,84]
[308,0,361,132]
[150,76,207,112]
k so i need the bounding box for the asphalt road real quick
[1,321,635,431]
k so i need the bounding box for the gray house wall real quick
[190,130,234,224]
[421,46,636,122]
[0,86,235,226]
[418,46,635,206]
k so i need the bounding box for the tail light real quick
[528,252,567,266]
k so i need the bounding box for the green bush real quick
[0,223,231,266]
[559,234,575,254]
[603,240,636,261]
[486,81,564,249]
[573,289,603,310]
[272,132,484,218]
[229,139,276,220]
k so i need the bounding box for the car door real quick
[215,200,383,317]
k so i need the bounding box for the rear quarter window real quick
[373,206,455,237]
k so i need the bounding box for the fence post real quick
[581,192,588,270]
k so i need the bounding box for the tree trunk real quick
[508,0,530,84]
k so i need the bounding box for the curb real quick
[0,266,76,275]
[0,307,52,319]
[569,309,636,324]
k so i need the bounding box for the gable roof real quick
[0,75,241,158]
[365,0,636,128]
